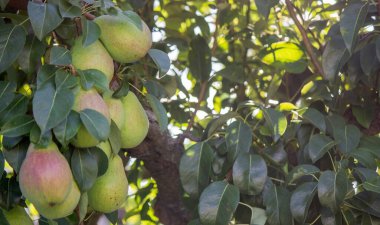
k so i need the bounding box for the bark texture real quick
[125,110,191,225]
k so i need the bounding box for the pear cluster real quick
[15,12,151,220]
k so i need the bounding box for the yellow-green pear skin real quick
[35,182,81,220]
[104,93,125,129]
[88,155,128,213]
[2,206,33,225]
[71,37,114,84]
[71,88,111,147]
[94,14,152,63]
[120,92,149,148]
[98,141,112,158]
[19,142,73,207]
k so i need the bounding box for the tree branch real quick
[285,0,325,78]
[124,110,191,225]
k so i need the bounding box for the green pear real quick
[2,206,33,225]
[71,87,111,147]
[94,13,152,63]
[71,36,114,84]
[103,92,125,128]
[87,155,128,213]
[119,92,149,148]
[19,142,73,208]
[35,181,81,220]
[98,141,112,158]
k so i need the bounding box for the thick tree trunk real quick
[125,110,191,225]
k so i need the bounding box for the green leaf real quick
[27,2,64,40]
[307,134,335,163]
[217,65,245,83]
[302,108,326,132]
[146,94,168,131]
[340,2,369,53]
[262,108,287,142]
[3,140,28,173]
[0,81,16,113]
[122,11,143,31]
[105,211,118,224]
[260,42,306,73]
[78,193,88,223]
[91,146,109,177]
[0,115,34,137]
[318,170,348,213]
[286,164,320,184]
[78,69,109,92]
[0,210,10,225]
[55,70,78,90]
[254,0,279,19]
[250,207,267,225]
[29,124,52,147]
[79,109,110,142]
[0,24,26,73]
[49,46,71,65]
[33,82,74,132]
[352,106,375,129]
[232,152,267,195]
[290,182,318,224]
[71,148,98,192]
[179,142,213,198]
[53,111,81,146]
[108,121,121,154]
[188,35,211,81]
[322,36,350,80]
[81,20,101,47]
[206,111,240,138]
[341,208,355,225]
[198,181,240,225]
[0,95,29,126]
[148,49,171,77]
[17,35,46,74]
[334,124,361,154]
[358,136,380,157]
[264,185,293,225]
[58,0,81,18]
[226,120,252,163]
[37,64,58,89]
[363,177,380,194]
[349,148,377,169]
[360,43,380,76]
[112,80,129,99]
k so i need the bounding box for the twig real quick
[285,0,325,78]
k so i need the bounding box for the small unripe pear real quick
[87,155,128,213]
[94,13,152,63]
[71,87,111,147]
[35,181,81,219]
[2,206,33,225]
[119,92,149,148]
[71,37,114,84]
[19,142,73,208]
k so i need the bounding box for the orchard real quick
[1,0,380,225]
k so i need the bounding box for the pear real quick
[71,87,111,147]
[71,36,114,84]
[19,142,73,208]
[2,206,33,225]
[35,181,81,219]
[98,141,112,158]
[119,92,149,148]
[103,92,125,128]
[94,13,152,63]
[87,155,128,213]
